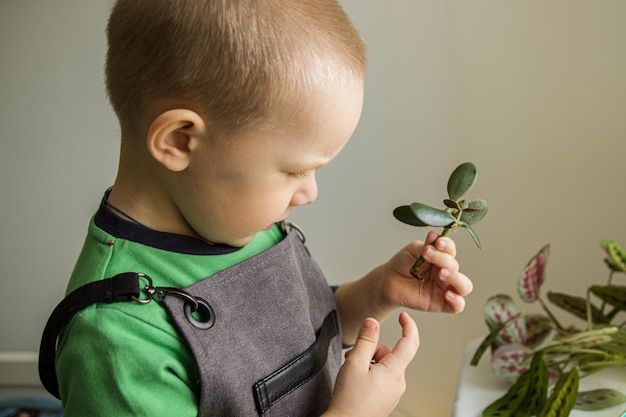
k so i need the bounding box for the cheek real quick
[219,188,289,222]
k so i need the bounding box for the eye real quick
[288,171,312,180]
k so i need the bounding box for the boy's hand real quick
[333,230,472,345]
[324,312,419,417]
[381,230,473,314]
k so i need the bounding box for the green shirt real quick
[56,203,283,417]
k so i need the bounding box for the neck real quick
[111,134,205,239]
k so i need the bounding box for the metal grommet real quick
[184,297,215,330]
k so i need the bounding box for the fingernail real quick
[436,239,447,250]
[440,269,449,281]
[362,318,378,330]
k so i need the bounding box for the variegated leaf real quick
[484,294,521,331]
[547,291,610,324]
[601,240,626,273]
[590,285,626,311]
[552,327,617,348]
[491,343,532,383]
[538,367,579,417]
[518,244,550,302]
[605,257,626,273]
[548,291,610,324]
[497,316,527,347]
[516,351,549,415]
[598,328,626,355]
[482,364,533,416]
[576,389,626,410]
[524,314,552,349]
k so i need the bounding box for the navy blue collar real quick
[94,191,241,256]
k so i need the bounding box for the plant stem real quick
[586,288,594,331]
[410,227,452,279]
[537,296,565,332]
[599,270,614,315]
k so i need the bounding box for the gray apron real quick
[163,225,342,417]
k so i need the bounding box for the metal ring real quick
[131,273,155,304]
[183,297,215,330]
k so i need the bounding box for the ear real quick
[146,109,206,172]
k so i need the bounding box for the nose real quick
[290,174,318,207]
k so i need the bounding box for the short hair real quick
[105,0,367,135]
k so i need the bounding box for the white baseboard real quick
[0,352,40,387]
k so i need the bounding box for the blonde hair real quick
[105,0,367,135]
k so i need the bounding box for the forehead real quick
[273,80,364,165]
[203,79,364,172]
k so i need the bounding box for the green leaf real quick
[596,330,626,356]
[538,367,579,417]
[471,325,506,366]
[601,240,626,273]
[460,199,489,225]
[575,389,626,410]
[552,326,617,345]
[546,327,617,359]
[459,222,482,249]
[409,202,455,227]
[590,285,626,311]
[516,352,549,415]
[482,365,532,416]
[443,199,460,209]
[392,205,429,227]
[547,291,610,324]
[523,314,552,349]
[447,162,477,200]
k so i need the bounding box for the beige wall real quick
[1,1,625,416]
[306,2,626,416]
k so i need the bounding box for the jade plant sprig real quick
[393,162,488,280]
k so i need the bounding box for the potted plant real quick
[471,240,626,416]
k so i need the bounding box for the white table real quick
[453,338,626,417]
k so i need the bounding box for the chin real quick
[224,234,257,248]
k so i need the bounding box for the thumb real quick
[345,318,380,369]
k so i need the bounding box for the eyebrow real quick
[291,159,332,172]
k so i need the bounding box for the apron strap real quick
[38,272,142,399]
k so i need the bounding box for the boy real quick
[40,0,473,416]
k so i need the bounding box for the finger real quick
[444,290,467,314]
[372,344,393,363]
[422,246,459,273]
[434,236,457,257]
[345,318,381,369]
[345,343,392,362]
[441,271,473,297]
[424,230,439,246]
[386,312,419,366]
